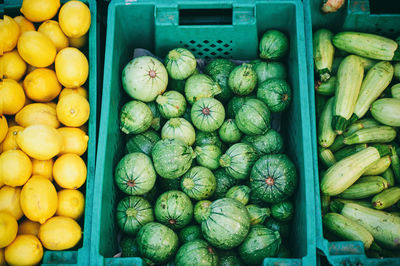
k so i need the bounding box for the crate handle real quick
[179,8,233,25]
[348,0,400,14]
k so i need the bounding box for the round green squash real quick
[259,30,289,60]
[116,196,154,235]
[191,97,225,132]
[235,99,271,136]
[253,61,287,83]
[250,154,297,203]
[226,95,256,119]
[271,200,294,222]
[264,218,290,239]
[156,91,187,119]
[218,119,242,143]
[115,152,156,195]
[152,139,195,179]
[218,255,243,266]
[204,59,236,103]
[228,63,257,96]
[120,100,153,134]
[146,101,165,131]
[120,237,139,257]
[241,129,284,156]
[249,189,265,205]
[246,204,271,225]
[201,198,250,250]
[181,166,216,200]
[136,222,179,263]
[161,118,196,146]
[178,225,203,244]
[226,185,250,205]
[195,131,223,150]
[165,48,197,80]
[219,143,258,180]
[125,130,160,156]
[175,239,218,266]
[194,144,222,170]
[277,244,291,258]
[185,74,222,105]
[212,168,237,200]
[194,200,212,224]
[257,78,292,112]
[238,225,281,265]
[154,190,193,230]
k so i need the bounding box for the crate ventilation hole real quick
[180,40,233,59]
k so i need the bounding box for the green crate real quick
[2,0,98,264]
[304,0,400,265]
[93,0,315,265]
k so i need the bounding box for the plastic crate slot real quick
[369,0,400,14]
[179,8,232,25]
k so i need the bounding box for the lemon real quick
[13,16,35,33]
[17,124,63,160]
[59,1,91,38]
[23,68,61,102]
[53,154,86,189]
[16,103,60,128]
[18,219,40,236]
[59,87,88,99]
[56,94,90,127]
[69,34,88,49]
[20,0,60,22]
[0,186,23,220]
[20,176,57,224]
[0,115,7,143]
[0,248,5,266]
[32,159,53,181]
[0,79,25,115]
[55,47,89,88]
[0,50,27,81]
[56,189,85,220]
[5,234,43,265]
[17,31,56,67]
[2,126,23,151]
[0,16,20,53]
[58,127,89,156]
[39,216,81,250]
[0,150,32,187]
[38,20,69,52]
[0,212,18,248]
[46,102,57,110]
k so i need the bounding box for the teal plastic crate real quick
[304,0,400,265]
[2,0,98,264]
[93,0,315,265]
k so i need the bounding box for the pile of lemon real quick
[0,0,91,264]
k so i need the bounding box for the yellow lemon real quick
[20,0,60,22]
[0,212,18,248]
[38,20,69,52]
[0,16,20,53]
[58,127,89,156]
[18,219,40,236]
[16,103,60,128]
[69,34,88,49]
[5,234,43,266]
[53,154,86,189]
[0,115,7,143]
[0,50,27,81]
[55,47,88,88]
[0,186,23,220]
[16,124,63,160]
[38,216,81,250]
[23,68,61,102]
[0,150,32,187]
[0,248,5,266]
[20,176,57,224]
[17,31,56,67]
[2,126,24,151]
[56,189,85,220]
[13,16,35,33]
[46,102,57,110]
[59,87,88,99]
[56,94,90,127]
[32,159,53,181]
[0,79,25,115]
[59,1,91,38]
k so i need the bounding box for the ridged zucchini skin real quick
[334,144,368,161]
[352,61,394,121]
[332,55,364,134]
[382,168,396,187]
[359,56,377,72]
[371,98,400,127]
[318,97,337,148]
[313,29,335,82]
[332,32,400,61]
[338,180,386,199]
[321,194,330,215]
[343,126,396,145]
[363,155,391,176]
[319,148,336,168]
[329,135,345,152]
[372,187,400,210]
[391,84,400,99]
[334,199,373,209]
[390,145,400,184]
[322,213,374,249]
[357,176,389,189]
[315,76,336,96]
[343,118,380,138]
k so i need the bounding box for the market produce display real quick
[314,29,400,257]
[115,29,298,265]
[0,0,91,264]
